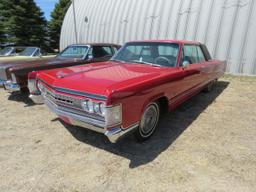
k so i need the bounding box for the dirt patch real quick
[0,76,256,192]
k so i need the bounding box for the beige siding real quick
[60,0,256,75]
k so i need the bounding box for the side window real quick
[102,46,113,55]
[197,46,206,63]
[183,45,199,64]
[92,46,113,58]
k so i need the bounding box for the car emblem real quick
[57,75,64,78]
[56,71,66,78]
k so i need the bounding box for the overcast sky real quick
[35,0,58,20]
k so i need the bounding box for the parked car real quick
[0,43,120,92]
[0,46,44,58]
[0,47,55,64]
[33,40,226,143]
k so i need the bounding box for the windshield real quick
[19,47,38,56]
[0,47,13,56]
[112,42,180,67]
[58,46,89,59]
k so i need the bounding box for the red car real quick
[32,40,226,143]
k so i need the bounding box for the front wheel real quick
[134,102,160,142]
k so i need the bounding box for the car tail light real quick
[28,71,40,94]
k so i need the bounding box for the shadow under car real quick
[56,81,229,168]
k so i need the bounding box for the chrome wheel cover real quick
[139,103,160,138]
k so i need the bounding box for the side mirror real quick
[182,60,190,68]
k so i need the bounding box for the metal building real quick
[60,0,256,76]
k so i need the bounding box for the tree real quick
[0,0,48,50]
[48,0,71,50]
[0,20,4,44]
[0,0,16,45]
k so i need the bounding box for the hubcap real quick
[139,103,159,137]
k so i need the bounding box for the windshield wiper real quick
[131,60,161,67]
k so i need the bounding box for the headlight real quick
[81,100,106,115]
[81,100,122,127]
[99,103,106,116]
[81,101,89,111]
[93,103,100,114]
[87,100,94,113]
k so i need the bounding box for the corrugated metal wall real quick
[60,0,256,75]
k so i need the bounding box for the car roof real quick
[5,46,40,49]
[127,40,201,45]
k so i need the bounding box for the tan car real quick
[0,47,54,62]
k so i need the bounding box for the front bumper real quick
[44,99,138,143]
[4,81,20,92]
[29,93,44,104]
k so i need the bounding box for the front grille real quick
[0,67,8,81]
[41,83,105,123]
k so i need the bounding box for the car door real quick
[196,45,211,83]
[179,44,206,95]
[197,45,221,84]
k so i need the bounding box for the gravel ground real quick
[0,76,256,192]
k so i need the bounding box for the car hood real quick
[0,56,34,62]
[0,56,75,71]
[38,61,179,98]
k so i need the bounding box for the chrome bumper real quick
[29,93,44,104]
[4,81,20,92]
[44,99,138,143]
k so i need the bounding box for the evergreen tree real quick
[0,0,16,45]
[48,0,71,50]
[0,0,48,50]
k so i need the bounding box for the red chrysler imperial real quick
[33,40,226,143]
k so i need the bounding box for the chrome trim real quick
[29,94,44,104]
[45,98,106,129]
[44,97,138,143]
[39,79,107,101]
[105,123,139,143]
[4,81,20,91]
[11,73,17,83]
[54,87,107,101]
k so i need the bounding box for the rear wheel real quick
[134,102,160,142]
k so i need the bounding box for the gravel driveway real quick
[0,76,255,192]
